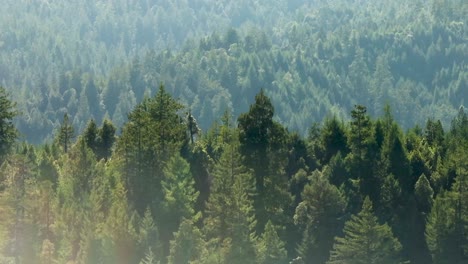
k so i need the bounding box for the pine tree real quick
[203,140,257,263]
[256,221,287,264]
[238,89,290,231]
[161,153,199,253]
[415,173,434,214]
[116,84,186,215]
[426,167,468,264]
[294,170,346,263]
[328,197,402,264]
[0,87,18,163]
[57,113,75,153]
[203,141,252,240]
[0,155,36,263]
[138,208,161,263]
[321,116,348,164]
[97,119,116,160]
[167,219,204,264]
[103,181,138,264]
[83,119,99,153]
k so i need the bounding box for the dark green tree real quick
[294,170,346,263]
[117,84,186,215]
[83,119,99,153]
[415,173,434,214]
[321,116,348,164]
[57,113,75,153]
[256,220,288,264]
[97,119,116,161]
[0,87,18,163]
[238,89,290,231]
[328,197,402,264]
[426,157,468,264]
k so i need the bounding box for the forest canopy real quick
[0,0,466,143]
[0,0,467,263]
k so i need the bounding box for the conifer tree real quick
[138,208,161,263]
[328,197,402,264]
[117,84,186,215]
[103,181,138,264]
[0,155,36,263]
[203,139,257,263]
[256,220,287,264]
[83,119,98,153]
[167,218,204,264]
[426,167,468,264]
[0,87,18,163]
[294,170,346,263]
[161,153,199,252]
[57,113,75,153]
[415,173,434,214]
[97,119,116,160]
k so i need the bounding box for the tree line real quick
[0,86,466,264]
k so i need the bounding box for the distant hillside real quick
[0,0,466,142]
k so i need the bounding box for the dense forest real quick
[0,0,466,143]
[0,0,467,263]
[0,86,467,263]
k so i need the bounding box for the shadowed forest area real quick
[0,0,467,263]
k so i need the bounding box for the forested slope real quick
[0,86,467,263]
[0,0,466,143]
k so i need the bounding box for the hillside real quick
[0,0,466,143]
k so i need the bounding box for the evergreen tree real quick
[415,173,434,214]
[102,181,138,264]
[203,140,257,263]
[203,140,252,240]
[167,219,204,264]
[321,116,348,164]
[161,153,199,251]
[57,113,75,153]
[328,197,402,264]
[97,119,116,161]
[117,84,186,216]
[256,220,288,264]
[294,170,346,263]
[426,166,468,264]
[0,87,18,163]
[138,208,161,263]
[238,89,290,231]
[83,119,99,153]
[348,105,373,161]
[0,155,36,263]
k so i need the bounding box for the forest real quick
[0,86,467,264]
[0,0,467,263]
[0,0,466,143]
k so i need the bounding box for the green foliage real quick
[426,162,468,264]
[167,219,204,264]
[0,87,18,163]
[415,174,435,214]
[161,153,199,250]
[56,113,75,153]
[328,197,403,264]
[256,221,288,264]
[117,84,186,215]
[294,170,346,263]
